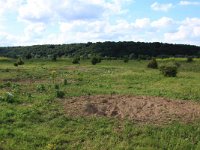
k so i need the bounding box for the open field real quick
[0,57,200,149]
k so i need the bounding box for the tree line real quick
[0,41,200,59]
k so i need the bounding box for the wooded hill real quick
[0,41,200,59]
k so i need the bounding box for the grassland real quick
[0,57,200,150]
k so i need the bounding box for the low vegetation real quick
[0,57,200,149]
[159,64,178,77]
[147,58,158,69]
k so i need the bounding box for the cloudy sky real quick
[0,0,200,46]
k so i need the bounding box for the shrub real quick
[129,53,137,60]
[63,79,67,85]
[91,56,101,65]
[56,90,65,98]
[123,57,129,63]
[159,64,178,77]
[3,92,16,103]
[17,58,24,65]
[52,54,57,61]
[72,57,80,64]
[147,58,158,69]
[14,62,18,67]
[3,82,12,88]
[174,62,181,68]
[36,84,46,92]
[54,84,59,90]
[187,57,193,63]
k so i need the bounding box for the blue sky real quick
[0,0,200,46]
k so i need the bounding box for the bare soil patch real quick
[63,95,200,124]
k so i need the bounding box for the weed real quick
[72,57,80,64]
[56,90,65,98]
[160,64,178,77]
[36,84,46,92]
[147,58,158,69]
[91,56,101,65]
[63,79,67,85]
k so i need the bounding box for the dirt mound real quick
[63,95,200,124]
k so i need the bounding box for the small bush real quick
[3,92,16,103]
[52,54,57,61]
[36,84,46,92]
[63,79,67,85]
[174,62,181,68]
[14,63,18,67]
[187,57,193,63]
[147,58,158,69]
[159,64,178,77]
[91,56,101,65]
[123,57,129,63]
[54,84,59,90]
[56,90,65,98]
[17,58,24,65]
[72,57,80,64]
[3,82,12,88]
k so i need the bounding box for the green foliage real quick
[36,84,46,92]
[0,92,16,103]
[147,58,158,69]
[174,62,181,68]
[3,81,12,88]
[0,58,200,149]
[25,53,32,59]
[56,90,65,98]
[52,54,57,61]
[187,57,193,63]
[129,53,137,59]
[1,42,199,59]
[14,62,18,67]
[159,64,178,77]
[91,56,102,65]
[72,57,80,64]
[123,57,129,63]
[17,58,24,65]
[54,84,59,90]
[63,79,67,85]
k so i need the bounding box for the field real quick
[0,57,200,150]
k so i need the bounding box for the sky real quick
[0,0,200,46]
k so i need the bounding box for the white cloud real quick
[151,2,173,12]
[151,17,174,28]
[133,18,150,28]
[0,0,23,15]
[179,1,200,6]
[17,0,132,23]
[164,18,200,44]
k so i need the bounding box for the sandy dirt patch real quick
[63,95,200,124]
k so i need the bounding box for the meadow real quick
[0,57,200,150]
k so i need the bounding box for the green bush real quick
[56,90,65,98]
[159,64,178,77]
[54,84,59,90]
[14,62,18,67]
[147,58,158,69]
[17,58,24,65]
[52,54,57,61]
[123,57,129,63]
[91,56,101,65]
[174,62,181,68]
[72,57,80,64]
[63,79,67,85]
[3,92,16,103]
[36,84,46,92]
[187,57,193,63]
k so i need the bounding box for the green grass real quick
[0,57,200,150]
